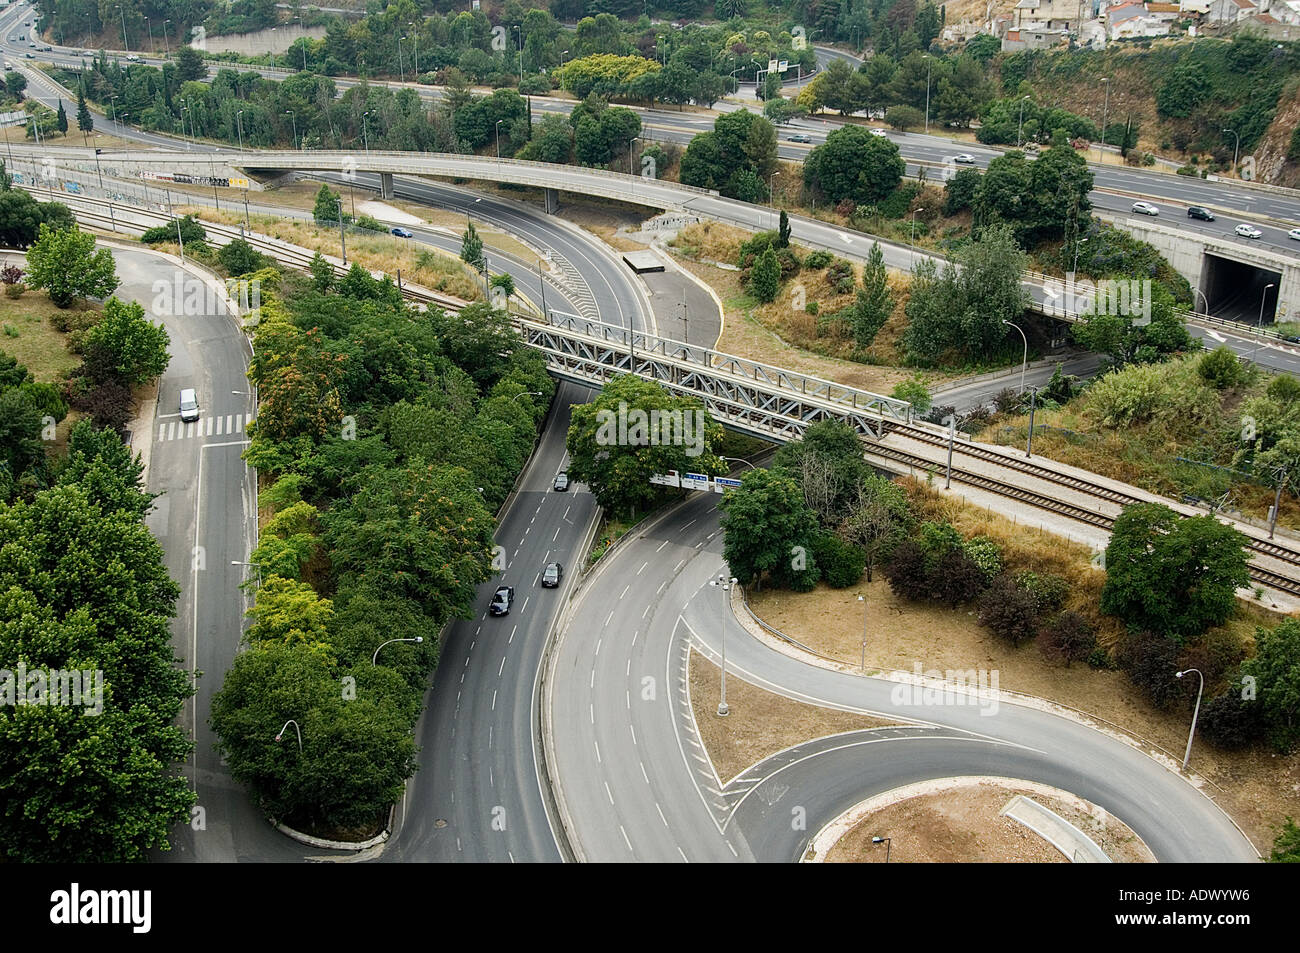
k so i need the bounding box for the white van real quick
[179,388,200,422]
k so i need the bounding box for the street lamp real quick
[1223,128,1240,176]
[162,19,171,54]
[706,573,738,716]
[1175,669,1204,772]
[284,110,298,150]
[857,593,867,671]
[1071,236,1088,276]
[372,636,423,665]
[1002,319,1028,394]
[297,16,308,72]
[362,111,370,155]
[720,456,756,471]
[1098,77,1109,161]
[872,836,891,862]
[1193,287,1210,316]
[1269,466,1288,540]
[116,5,129,55]
[768,170,780,227]
[1017,95,1031,148]
[1252,282,1276,362]
[511,390,543,402]
[275,719,303,753]
[1026,385,1039,458]
[513,25,523,81]
[397,35,406,84]
[924,54,931,133]
[909,207,925,264]
[495,118,503,158]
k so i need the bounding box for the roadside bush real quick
[977,575,1039,646]
[812,532,866,589]
[19,380,68,422]
[1014,570,1068,614]
[804,250,832,269]
[884,540,930,601]
[931,550,987,606]
[1267,374,1300,404]
[891,377,932,414]
[993,387,1022,414]
[1199,687,1263,750]
[140,214,207,248]
[826,257,854,292]
[67,378,131,433]
[217,238,272,276]
[737,230,780,269]
[1036,611,1095,666]
[775,247,801,281]
[1197,346,1246,390]
[1119,630,1187,710]
[962,535,1003,580]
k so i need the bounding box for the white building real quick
[1206,0,1258,23]
[1013,0,1091,30]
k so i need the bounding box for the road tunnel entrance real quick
[1201,254,1281,324]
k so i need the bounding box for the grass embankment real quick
[178,205,485,302]
[979,354,1300,530]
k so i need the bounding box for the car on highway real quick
[553,472,569,492]
[541,562,563,588]
[488,585,514,616]
[389,226,413,238]
[179,388,200,423]
[39,44,49,50]
[125,52,140,61]
[82,50,93,56]
[786,133,812,143]
[1290,227,1300,241]
[24,51,32,57]
[1131,201,1160,216]
[1187,206,1215,221]
[869,128,889,138]
[1234,223,1263,239]
[952,153,976,164]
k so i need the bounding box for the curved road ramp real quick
[1000,795,1112,863]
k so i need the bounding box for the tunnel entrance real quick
[1201,254,1281,324]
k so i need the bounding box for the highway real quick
[6,1,1300,252]
[549,485,1260,863]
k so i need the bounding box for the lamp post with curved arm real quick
[1002,319,1028,395]
[372,636,423,665]
[275,719,302,752]
[1175,669,1204,771]
[706,574,738,715]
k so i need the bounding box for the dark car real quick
[489,585,514,616]
[390,226,413,238]
[553,472,569,492]
[541,562,563,588]
[1187,206,1215,221]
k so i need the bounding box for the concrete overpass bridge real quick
[10,143,1291,331]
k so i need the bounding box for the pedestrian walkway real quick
[156,414,253,443]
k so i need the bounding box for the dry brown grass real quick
[688,649,894,784]
[180,206,484,301]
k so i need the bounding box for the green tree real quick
[312,183,342,225]
[76,85,93,139]
[1156,60,1209,119]
[246,575,334,655]
[175,45,208,82]
[82,297,170,386]
[719,468,817,589]
[803,125,905,205]
[777,210,791,249]
[55,99,68,134]
[1241,619,1300,752]
[1271,818,1300,862]
[1101,503,1250,642]
[850,242,893,348]
[0,388,44,482]
[460,219,484,268]
[839,474,914,581]
[309,252,333,292]
[742,115,778,179]
[750,246,781,303]
[565,374,724,520]
[1071,283,1191,367]
[25,224,119,308]
[890,376,932,413]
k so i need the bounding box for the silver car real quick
[1131,201,1159,216]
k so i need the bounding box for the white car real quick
[1289,227,1300,241]
[125,53,140,61]
[1234,223,1263,239]
[952,153,976,164]
[869,128,889,138]
[1131,201,1160,216]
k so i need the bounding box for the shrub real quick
[1013,570,1068,613]
[217,238,272,277]
[1119,630,1187,710]
[884,540,930,601]
[750,247,781,303]
[19,380,68,421]
[804,250,832,269]
[1267,374,1300,404]
[978,575,1040,646]
[737,230,780,269]
[1199,687,1263,750]
[2,283,22,299]
[812,532,866,589]
[0,264,23,285]
[141,214,207,247]
[993,387,1022,414]
[962,535,1003,580]
[932,550,988,606]
[891,377,932,414]
[806,301,819,315]
[1197,346,1246,390]
[775,247,801,281]
[1036,611,1095,666]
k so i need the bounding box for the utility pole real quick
[1098,77,1109,161]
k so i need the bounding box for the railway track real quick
[865,442,1300,598]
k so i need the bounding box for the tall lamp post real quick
[1269,467,1288,540]
[856,593,868,671]
[495,118,503,158]
[1252,282,1276,363]
[1017,95,1031,148]
[706,573,738,716]
[1098,77,1109,161]
[162,18,170,53]
[1175,669,1204,772]
[1223,128,1240,177]
[923,54,931,133]
[284,110,298,150]
[909,207,925,265]
[768,170,780,227]
[1002,318,1028,394]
